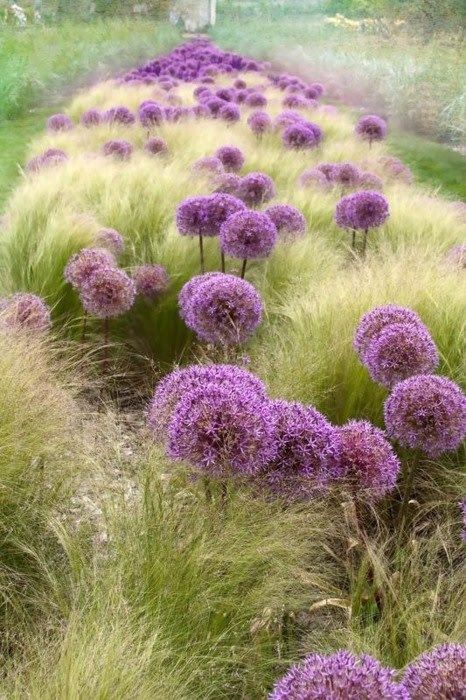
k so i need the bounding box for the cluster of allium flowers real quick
[363,322,439,388]
[180,273,263,345]
[269,650,408,700]
[245,92,267,108]
[104,106,135,125]
[220,210,278,261]
[26,148,68,173]
[274,110,306,130]
[177,194,245,239]
[378,156,413,184]
[80,266,136,318]
[47,113,73,132]
[102,140,133,160]
[445,243,466,269]
[354,305,423,361]
[192,156,224,176]
[283,122,323,150]
[145,136,168,156]
[147,363,266,441]
[219,103,241,123]
[247,110,272,137]
[96,228,125,257]
[335,190,390,231]
[265,204,306,239]
[64,247,116,289]
[167,383,277,477]
[401,644,466,699]
[282,93,312,110]
[138,101,164,127]
[0,293,51,333]
[215,145,244,172]
[237,172,276,207]
[132,263,170,300]
[81,108,102,127]
[337,420,400,498]
[260,400,342,498]
[384,374,466,457]
[359,172,384,190]
[356,114,387,144]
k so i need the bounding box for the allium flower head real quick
[102,140,133,160]
[356,114,387,143]
[192,156,224,176]
[81,109,102,127]
[384,374,466,457]
[133,264,170,300]
[333,163,362,188]
[147,363,267,441]
[359,172,384,190]
[145,136,168,156]
[104,106,135,125]
[282,93,310,109]
[283,122,322,149]
[214,172,242,196]
[220,210,277,260]
[274,110,306,130]
[363,322,439,388]
[215,145,245,172]
[178,272,223,322]
[0,293,51,333]
[26,148,68,173]
[237,172,276,207]
[335,190,389,230]
[402,643,466,699]
[247,110,272,136]
[47,113,73,132]
[64,247,116,289]
[310,82,324,97]
[378,156,413,184]
[234,78,247,89]
[354,305,423,361]
[96,228,125,256]
[265,204,306,239]
[177,194,245,239]
[80,266,136,318]
[270,650,408,700]
[299,167,329,189]
[180,272,263,345]
[245,92,267,108]
[219,102,241,123]
[337,420,400,497]
[167,383,276,477]
[138,101,164,127]
[205,97,225,117]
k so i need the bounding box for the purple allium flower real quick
[282,94,310,109]
[283,122,323,150]
[310,82,324,97]
[0,293,51,333]
[167,383,276,477]
[219,102,241,123]
[81,109,102,127]
[299,167,329,188]
[237,172,276,207]
[102,140,133,160]
[333,163,362,188]
[64,247,116,289]
[445,244,466,269]
[138,101,164,127]
[245,92,267,108]
[363,322,439,388]
[216,87,235,102]
[177,194,245,239]
[234,78,247,89]
[178,272,223,323]
[180,273,263,345]
[274,110,306,130]
[354,305,423,361]
[359,172,384,190]
[402,644,466,699]
[192,156,224,176]
[133,263,170,300]
[337,420,401,497]
[356,114,387,144]
[270,650,408,700]
[247,110,272,137]
[214,172,242,196]
[265,204,306,239]
[147,363,267,441]
[335,191,389,231]
[96,228,125,256]
[145,136,168,156]
[26,148,68,173]
[80,266,136,318]
[304,86,320,100]
[260,400,342,497]
[215,145,245,172]
[205,97,225,117]
[378,156,413,184]
[220,210,278,260]
[192,103,210,119]
[47,113,73,132]
[194,85,210,99]
[384,375,466,457]
[104,106,135,125]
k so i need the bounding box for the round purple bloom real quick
[335,191,389,231]
[26,148,68,173]
[81,109,102,127]
[234,78,247,89]
[215,145,245,172]
[333,163,362,188]
[265,204,306,239]
[180,273,263,345]
[282,94,310,109]
[80,266,136,319]
[364,322,439,388]
[138,101,164,127]
[378,156,413,184]
[64,247,116,289]
[167,383,276,477]
[384,374,466,457]
[304,86,320,100]
[270,650,408,699]
[216,87,235,102]
[299,167,329,189]
[104,106,135,125]
[310,82,324,97]
[337,420,401,497]
[220,210,278,260]
[47,113,73,132]
[283,122,322,150]
[193,85,210,99]
[102,140,133,160]
[247,110,272,137]
[178,272,223,323]
[219,102,241,123]
[133,263,170,300]
[192,156,224,176]
[237,172,276,207]
[177,194,245,239]
[359,172,384,190]
[147,363,267,441]
[205,97,225,117]
[0,293,51,333]
[145,136,168,156]
[192,103,210,119]
[356,114,387,144]
[245,92,267,108]
[354,305,423,361]
[402,643,466,699]
[96,228,125,256]
[274,110,306,130]
[214,172,242,196]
